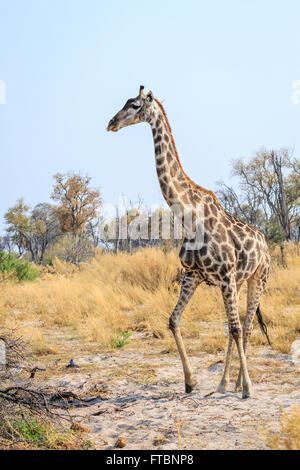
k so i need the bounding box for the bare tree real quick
[216,181,266,228]
[232,148,300,241]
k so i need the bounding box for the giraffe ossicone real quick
[107,86,271,399]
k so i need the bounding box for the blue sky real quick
[0,0,300,232]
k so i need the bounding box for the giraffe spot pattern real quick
[150,102,270,290]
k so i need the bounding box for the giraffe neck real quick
[147,100,218,217]
[147,100,223,239]
[148,101,192,210]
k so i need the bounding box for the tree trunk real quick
[280,243,287,268]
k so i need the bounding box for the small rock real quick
[115,437,126,448]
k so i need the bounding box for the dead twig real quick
[29,367,46,379]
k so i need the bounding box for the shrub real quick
[0,251,38,282]
[0,416,92,450]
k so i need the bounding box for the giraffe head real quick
[107,85,154,132]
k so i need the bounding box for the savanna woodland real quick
[1,149,300,449]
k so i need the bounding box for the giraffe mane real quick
[154,99,220,204]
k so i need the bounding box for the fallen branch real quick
[29,366,46,379]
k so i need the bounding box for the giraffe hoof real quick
[185,383,193,393]
[242,389,252,399]
[235,378,243,392]
[216,382,228,394]
[185,380,197,393]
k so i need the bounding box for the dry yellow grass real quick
[1,244,300,355]
[264,405,300,450]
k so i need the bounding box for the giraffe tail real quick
[256,305,272,347]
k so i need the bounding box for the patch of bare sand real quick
[44,340,300,450]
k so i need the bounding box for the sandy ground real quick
[40,334,300,450]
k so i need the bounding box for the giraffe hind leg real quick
[217,283,243,394]
[235,275,267,392]
[216,333,233,393]
[221,277,252,399]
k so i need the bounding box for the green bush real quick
[0,251,38,282]
[110,331,132,349]
[0,416,93,450]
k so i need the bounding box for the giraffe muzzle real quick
[107,117,119,132]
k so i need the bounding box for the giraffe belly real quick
[179,248,219,286]
[179,238,268,287]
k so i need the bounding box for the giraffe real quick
[107,86,271,399]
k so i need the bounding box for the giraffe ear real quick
[147,91,153,102]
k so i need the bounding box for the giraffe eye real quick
[131,104,141,110]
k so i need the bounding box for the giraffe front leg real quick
[171,327,197,393]
[169,272,200,393]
